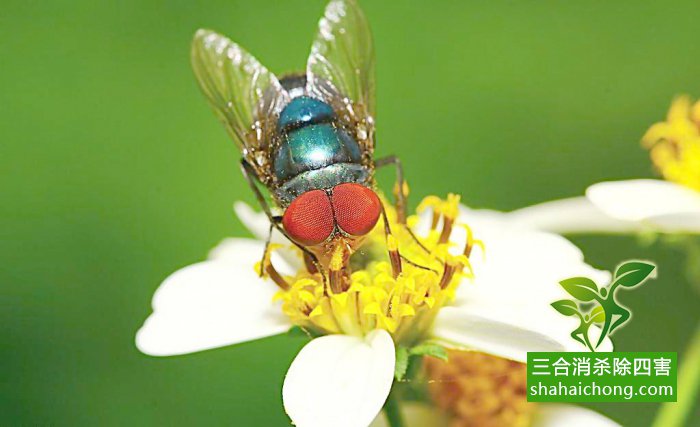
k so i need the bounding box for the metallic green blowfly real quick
[191,0,419,285]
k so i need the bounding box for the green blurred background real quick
[2,0,699,425]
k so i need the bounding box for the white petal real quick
[432,308,610,362]
[586,180,700,225]
[534,404,620,427]
[207,236,260,261]
[452,213,611,302]
[646,212,700,232]
[283,330,395,427]
[433,308,568,361]
[370,402,448,427]
[431,211,613,361]
[208,237,298,276]
[234,201,273,240]
[370,402,618,427]
[136,239,290,356]
[507,197,643,234]
[232,201,305,270]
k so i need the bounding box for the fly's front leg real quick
[240,159,326,282]
[240,159,277,226]
[258,222,288,288]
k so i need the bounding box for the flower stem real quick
[383,388,405,427]
[652,320,700,427]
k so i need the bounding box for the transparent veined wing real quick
[191,29,290,178]
[306,0,376,131]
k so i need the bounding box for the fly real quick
[191,0,418,287]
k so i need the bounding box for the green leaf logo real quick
[589,305,605,323]
[552,259,657,352]
[559,277,599,301]
[551,299,580,316]
[613,261,656,288]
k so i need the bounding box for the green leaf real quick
[409,343,448,361]
[589,305,605,323]
[287,325,307,338]
[613,261,656,288]
[559,277,599,301]
[287,325,319,339]
[396,344,449,381]
[394,346,409,381]
[551,299,580,316]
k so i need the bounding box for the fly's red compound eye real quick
[331,183,381,237]
[282,189,335,246]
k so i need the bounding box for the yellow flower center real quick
[258,194,482,346]
[425,350,536,427]
[642,95,700,191]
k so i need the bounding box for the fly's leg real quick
[257,222,291,289]
[379,203,402,278]
[375,155,432,255]
[378,202,437,276]
[240,159,278,229]
[261,222,273,276]
[240,159,326,282]
[375,156,407,223]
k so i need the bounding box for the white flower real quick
[136,200,614,427]
[508,180,700,235]
[370,402,619,427]
[510,95,700,235]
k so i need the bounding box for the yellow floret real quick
[643,95,700,191]
[268,194,480,346]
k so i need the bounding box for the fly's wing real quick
[191,29,290,182]
[306,0,376,155]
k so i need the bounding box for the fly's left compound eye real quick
[282,189,335,246]
[331,183,382,237]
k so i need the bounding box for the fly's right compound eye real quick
[282,190,335,246]
[331,183,381,237]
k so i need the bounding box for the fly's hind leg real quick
[240,159,326,283]
[379,202,437,277]
[375,156,407,223]
[375,155,432,256]
[379,203,402,278]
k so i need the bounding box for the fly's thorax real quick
[276,164,371,205]
[270,95,368,204]
[272,123,362,181]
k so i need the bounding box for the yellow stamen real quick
[418,195,443,230]
[643,95,700,191]
[461,223,485,259]
[329,243,348,294]
[438,260,458,289]
[387,234,402,278]
[268,194,481,345]
[425,350,536,427]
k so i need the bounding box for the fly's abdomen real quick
[272,96,368,204]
